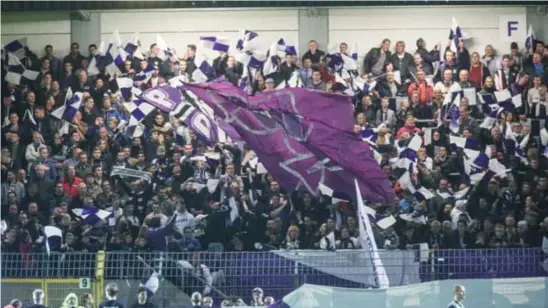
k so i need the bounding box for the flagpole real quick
[354,179,390,289]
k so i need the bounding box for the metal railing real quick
[1,248,546,307]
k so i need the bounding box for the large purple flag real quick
[217,119,242,142]
[140,85,182,112]
[251,89,394,201]
[184,82,394,203]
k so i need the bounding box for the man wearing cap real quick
[264,78,276,91]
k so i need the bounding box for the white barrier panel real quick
[279,277,548,308]
[273,249,421,287]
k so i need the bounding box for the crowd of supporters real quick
[1,32,548,267]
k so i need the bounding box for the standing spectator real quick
[61,165,83,198]
[391,40,414,81]
[409,53,433,77]
[60,62,78,92]
[524,53,548,85]
[415,38,438,73]
[302,40,325,68]
[407,70,433,104]
[1,170,26,205]
[469,51,491,90]
[42,45,62,81]
[495,54,518,90]
[364,38,391,77]
[481,45,500,77]
[63,42,86,70]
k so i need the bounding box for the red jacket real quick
[407,81,433,104]
[61,176,83,197]
[396,125,421,140]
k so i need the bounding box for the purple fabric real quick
[182,107,219,146]
[184,82,394,203]
[140,85,182,112]
[217,119,242,142]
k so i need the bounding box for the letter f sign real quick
[508,21,519,36]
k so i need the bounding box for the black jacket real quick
[390,52,414,80]
[363,48,392,74]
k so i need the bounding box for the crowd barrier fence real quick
[1,248,546,307]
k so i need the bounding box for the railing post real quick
[294,260,300,289]
[95,250,106,303]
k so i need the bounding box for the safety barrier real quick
[1,248,546,307]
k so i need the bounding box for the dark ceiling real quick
[1,1,540,12]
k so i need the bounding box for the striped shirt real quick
[447,300,464,308]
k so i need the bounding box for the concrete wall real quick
[1,6,546,60]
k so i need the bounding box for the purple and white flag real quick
[200,36,231,52]
[236,30,258,52]
[4,38,27,60]
[184,82,394,203]
[173,104,220,146]
[140,85,183,112]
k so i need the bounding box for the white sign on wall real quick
[79,278,91,289]
[499,15,527,43]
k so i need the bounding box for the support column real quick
[298,8,329,57]
[526,5,548,43]
[70,12,101,51]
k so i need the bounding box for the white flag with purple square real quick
[3,38,27,60]
[200,36,231,53]
[123,98,155,127]
[51,87,83,123]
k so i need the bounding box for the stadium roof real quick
[1,1,541,12]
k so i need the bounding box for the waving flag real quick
[449,17,468,52]
[525,24,536,51]
[200,36,231,52]
[355,179,390,288]
[44,226,63,255]
[263,41,280,76]
[450,136,481,159]
[352,75,376,94]
[134,66,153,83]
[114,47,127,66]
[464,153,489,184]
[140,85,183,112]
[236,29,258,52]
[3,38,27,60]
[102,30,123,76]
[504,123,530,165]
[192,55,216,83]
[185,82,394,203]
[276,38,297,56]
[171,102,220,146]
[351,42,359,61]
[4,52,39,85]
[540,128,548,159]
[72,207,112,226]
[156,34,176,59]
[140,271,160,297]
[51,88,83,123]
[116,77,134,101]
[124,33,144,59]
[124,98,155,127]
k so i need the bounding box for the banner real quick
[140,85,182,112]
[110,167,152,183]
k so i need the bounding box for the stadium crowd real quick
[1,29,548,307]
